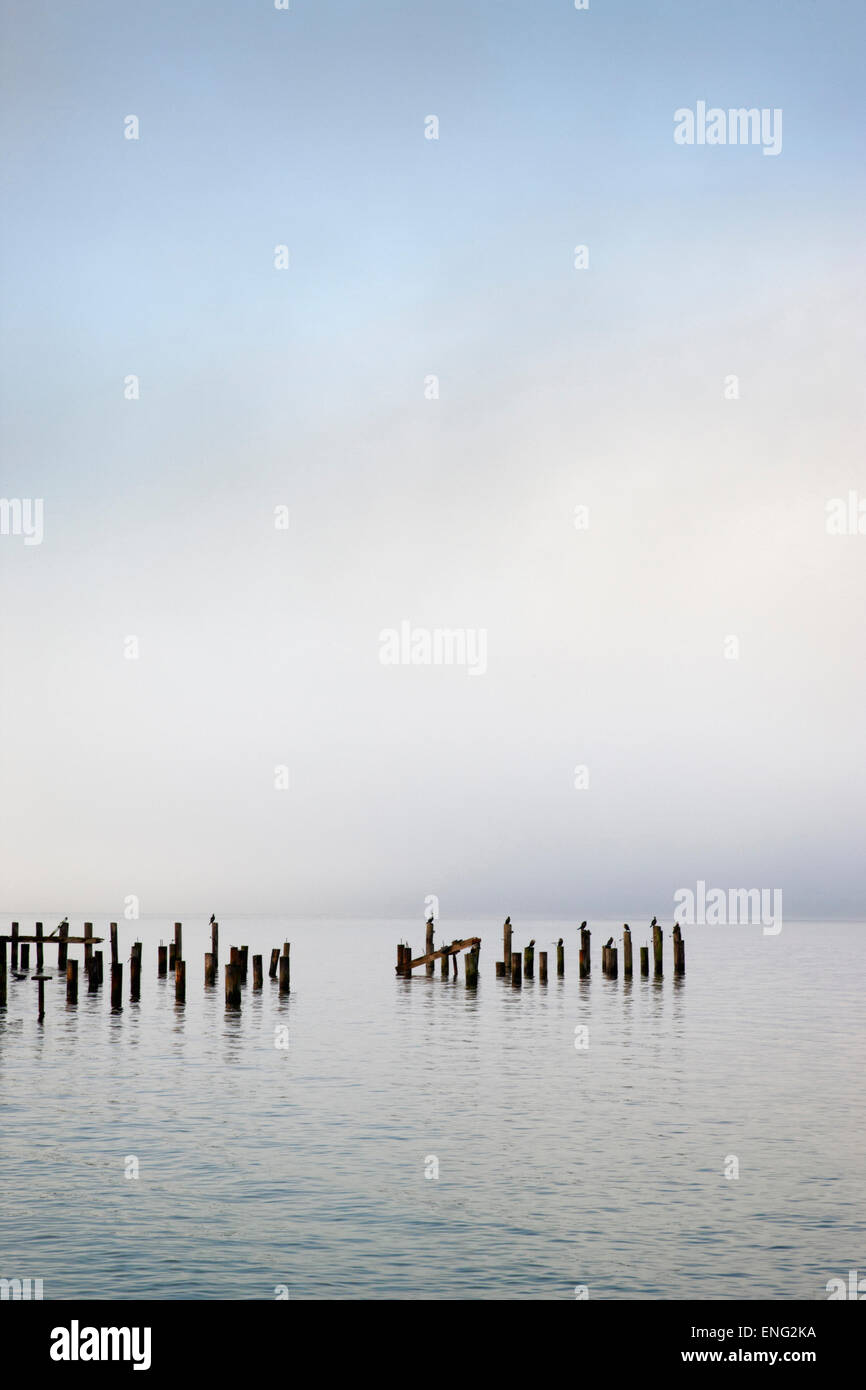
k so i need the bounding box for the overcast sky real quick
[1,0,864,921]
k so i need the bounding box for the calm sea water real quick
[0,918,863,1300]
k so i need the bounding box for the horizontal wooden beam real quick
[408,937,480,969]
[0,935,104,945]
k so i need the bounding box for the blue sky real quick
[1,1,864,918]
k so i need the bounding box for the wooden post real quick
[10,922,18,972]
[653,923,663,977]
[96,950,104,985]
[252,954,263,990]
[269,947,280,979]
[511,952,522,987]
[111,962,122,1009]
[539,950,548,983]
[426,919,435,976]
[83,922,93,973]
[464,946,478,987]
[495,960,505,977]
[279,954,291,995]
[640,945,649,975]
[452,950,457,977]
[440,945,450,978]
[110,923,118,967]
[58,922,69,972]
[523,943,534,979]
[130,942,141,1001]
[204,952,215,985]
[37,975,46,1020]
[36,922,44,973]
[580,926,591,974]
[503,918,513,973]
[557,938,564,977]
[609,945,618,978]
[225,963,241,1008]
[66,958,78,1004]
[623,927,633,979]
[0,937,6,1008]
[88,956,99,993]
[579,948,587,977]
[176,959,186,1003]
[20,944,30,970]
[169,943,176,971]
[158,945,167,976]
[395,944,404,975]
[239,946,248,983]
[174,922,182,967]
[673,924,685,975]
[211,920,219,972]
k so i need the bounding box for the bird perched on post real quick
[505,916,511,925]
[580,920,587,929]
[209,914,216,925]
[528,938,535,948]
[605,936,614,948]
[623,923,631,933]
[650,916,657,927]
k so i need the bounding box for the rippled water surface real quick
[0,918,863,1299]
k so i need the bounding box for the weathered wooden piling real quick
[211,919,218,972]
[252,954,263,990]
[495,960,505,977]
[640,944,649,976]
[580,926,591,974]
[175,959,186,1003]
[36,922,44,973]
[396,943,407,976]
[110,922,118,967]
[36,974,48,1020]
[225,963,241,1008]
[464,946,479,988]
[511,952,522,987]
[503,917,513,974]
[239,945,249,983]
[426,918,435,976]
[673,923,685,975]
[653,923,663,977]
[623,926,633,979]
[230,946,239,969]
[174,922,182,967]
[66,958,78,1004]
[158,944,167,976]
[269,947,280,979]
[130,942,142,1001]
[608,945,618,978]
[539,950,548,983]
[523,943,534,979]
[58,921,69,971]
[204,952,216,985]
[111,962,122,1009]
[579,947,587,978]
[440,945,450,978]
[84,922,93,973]
[10,922,18,972]
[557,937,565,976]
[88,956,99,993]
[169,943,176,971]
[21,943,30,970]
[279,952,291,995]
[96,950,104,985]
[0,938,6,1008]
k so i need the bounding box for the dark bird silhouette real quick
[605,936,614,948]
[580,920,587,929]
[623,923,630,932]
[505,916,511,925]
[650,916,657,927]
[209,914,216,925]
[528,938,535,948]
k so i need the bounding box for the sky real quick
[1,0,864,921]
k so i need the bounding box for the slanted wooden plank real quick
[408,937,480,970]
